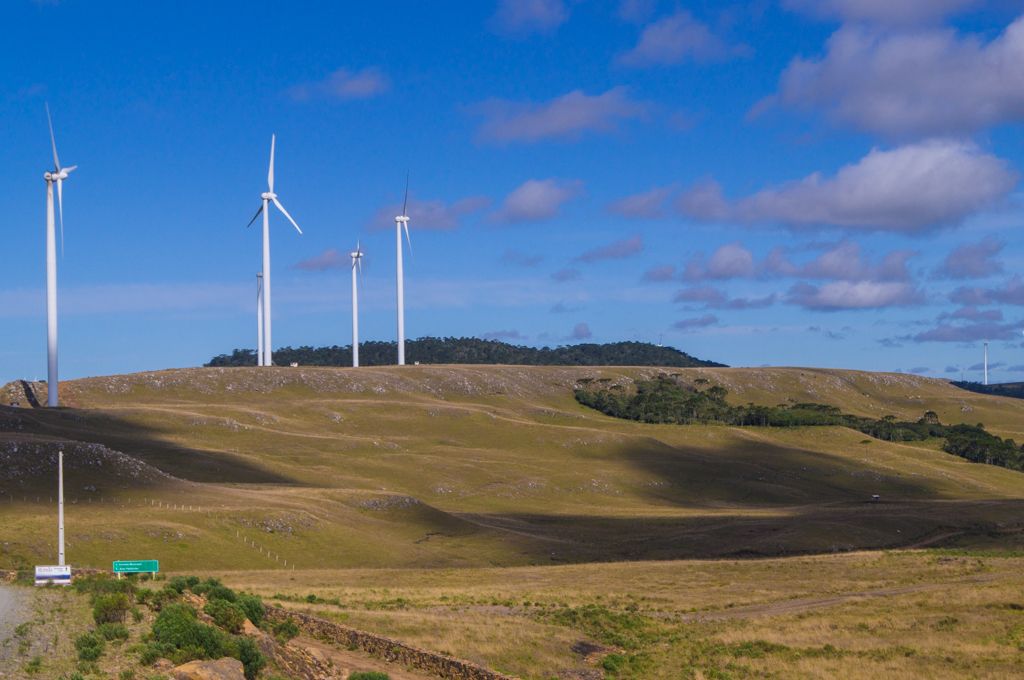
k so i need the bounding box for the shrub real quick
[204,599,246,633]
[23,656,42,674]
[119,670,136,680]
[97,622,130,641]
[94,593,131,624]
[272,618,299,643]
[151,603,231,660]
[75,632,105,661]
[236,593,265,627]
[349,673,389,680]
[138,640,175,666]
[236,637,266,680]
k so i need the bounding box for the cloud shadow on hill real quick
[0,405,293,485]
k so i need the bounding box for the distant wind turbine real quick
[984,341,989,386]
[43,104,77,408]
[350,242,364,368]
[246,134,302,367]
[394,176,412,366]
[256,273,264,366]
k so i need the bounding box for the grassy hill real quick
[1,365,1023,573]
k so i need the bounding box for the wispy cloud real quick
[608,186,673,219]
[933,237,1005,280]
[288,67,390,101]
[372,195,490,230]
[481,329,528,341]
[493,178,582,223]
[569,322,593,340]
[501,249,544,267]
[642,264,677,283]
[619,11,749,67]
[473,87,649,144]
[783,0,978,26]
[295,249,347,272]
[576,235,643,263]
[551,267,581,282]
[489,0,568,37]
[674,314,718,331]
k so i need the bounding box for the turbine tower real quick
[43,105,77,408]
[394,177,412,365]
[246,134,302,367]
[350,242,364,368]
[984,341,989,386]
[256,273,264,366]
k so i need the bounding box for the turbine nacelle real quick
[395,215,410,223]
[261,191,277,201]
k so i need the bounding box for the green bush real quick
[236,593,265,627]
[204,599,246,633]
[272,618,299,643]
[236,637,266,680]
[97,622,130,641]
[138,640,175,666]
[152,603,232,660]
[119,670,136,680]
[75,632,105,661]
[94,593,131,625]
[349,673,389,680]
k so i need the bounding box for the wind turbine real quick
[43,105,77,408]
[984,341,989,386]
[246,134,302,366]
[350,242,364,368]
[394,176,412,366]
[256,273,264,366]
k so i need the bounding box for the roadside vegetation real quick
[576,375,1024,470]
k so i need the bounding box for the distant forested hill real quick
[953,381,1024,400]
[206,338,725,368]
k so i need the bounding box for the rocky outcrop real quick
[265,607,518,680]
[170,657,245,680]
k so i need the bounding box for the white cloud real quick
[619,11,748,67]
[678,141,1018,233]
[684,242,756,280]
[489,0,568,37]
[933,236,1005,279]
[288,67,390,101]
[493,178,582,223]
[473,87,649,144]
[788,281,924,310]
[771,17,1024,137]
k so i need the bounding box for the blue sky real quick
[3,0,1024,383]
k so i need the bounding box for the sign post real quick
[35,565,71,586]
[112,560,160,579]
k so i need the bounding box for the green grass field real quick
[1,365,1023,677]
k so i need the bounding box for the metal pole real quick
[58,450,65,566]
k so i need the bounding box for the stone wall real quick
[265,606,518,680]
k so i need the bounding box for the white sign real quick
[34,565,72,586]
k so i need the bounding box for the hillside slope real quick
[1,365,1023,570]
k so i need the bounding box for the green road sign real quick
[112,560,159,574]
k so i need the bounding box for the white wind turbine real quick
[350,242,364,368]
[984,341,989,386]
[256,272,264,366]
[394,177,412,365]
[43,104,77,408]
[246,134,302,367]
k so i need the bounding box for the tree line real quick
[575,375,1024,471]
[206,338,725,369]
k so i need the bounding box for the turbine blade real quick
[246,204,264,228]
[46,103,60,170]
[56,178,65,256]
[403,221,412,254]
[272,197,302,234]
[268,134,275,193]
[402,171,409,217]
